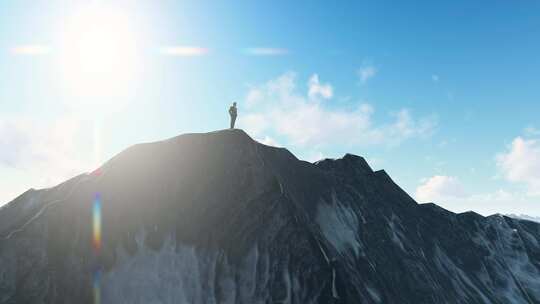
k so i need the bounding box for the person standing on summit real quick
[229,102,238,129]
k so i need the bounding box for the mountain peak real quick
[168,128,255,144]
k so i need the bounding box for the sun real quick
[57,4,141,110]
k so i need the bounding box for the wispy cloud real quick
[11,45,51,55]
[259,136,280,147]
[243,47,289,56]
[308,74,333,100]
[306,151,325,162]
[496,136,540,196]
[524,126,540,136]
[414,132,540,215]
[416,175,467,202]
[0,117,93,204]
[240,72,437,147]
[159,46,209,56]
[414,175,532,215]
[358,64,377,84]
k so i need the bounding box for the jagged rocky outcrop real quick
[1,129,540,303]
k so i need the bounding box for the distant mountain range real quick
[1,129,540,303]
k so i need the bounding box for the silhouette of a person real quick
[229,102,237,129]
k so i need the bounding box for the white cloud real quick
[308,74,333,100]
[245,88,264,108]
[413,134,540,216]
[438,140,448,148]
[243,48,288,56]
[259,136,280,147]
[266,72,298,98]
[240,113,269,137]
[159,46,208,56]
[414,175,539,215]
[416,175,467,202]
[0,117,93,204]
[461,189,534,215]
[386,109,437,142]
[358,65,377,84]
[365,157,383,169]
[239,72,437,147]
[11,45,51,55]
[306,151,325,162]
[421,186,536,216]
[496,136,540,196]
[524,126,540,136]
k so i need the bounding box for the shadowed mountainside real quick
[1,129,540,303]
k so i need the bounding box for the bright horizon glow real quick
[56,4,141,110]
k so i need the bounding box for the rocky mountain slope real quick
[1,129,540,303]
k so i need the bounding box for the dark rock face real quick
[1,129,540,303]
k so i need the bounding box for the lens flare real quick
[93,270,101,304]
[92,193,102,304]
[93,194,102,252]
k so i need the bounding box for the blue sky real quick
[1,0,539,216]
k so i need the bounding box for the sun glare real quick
[57,5,141,109]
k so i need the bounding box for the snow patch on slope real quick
[388,214,407,252]
[486,217,540,303]
[366,284,382,303]
[101,230,319,304]
[102,234,213,303]
[316,196,362,256]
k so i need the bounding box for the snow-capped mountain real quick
[1,129,540,303]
